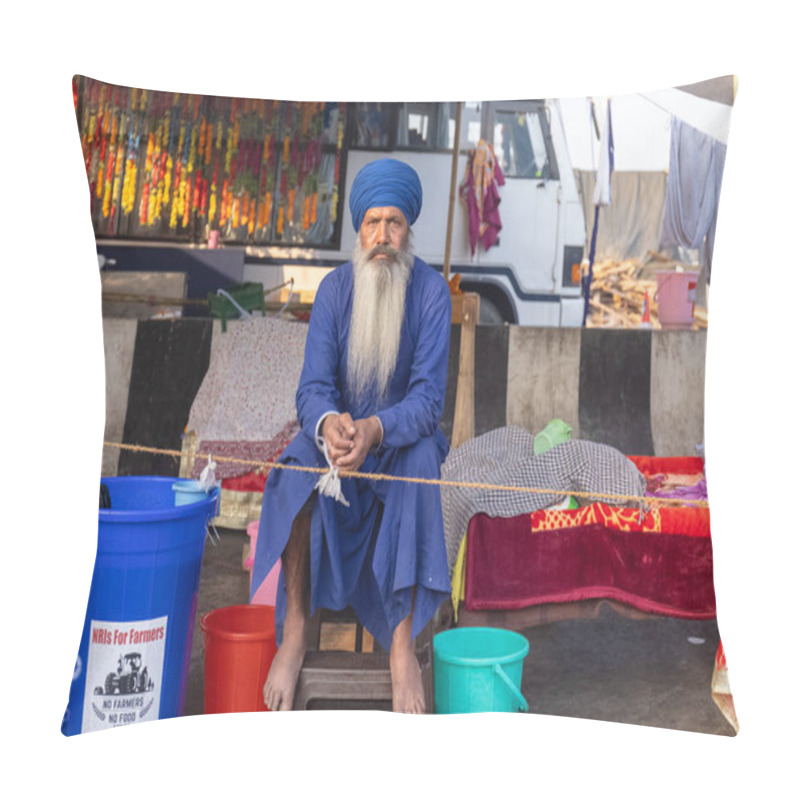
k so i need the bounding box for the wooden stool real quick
[292,608,436,711]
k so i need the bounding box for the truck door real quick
[481,101,561,293]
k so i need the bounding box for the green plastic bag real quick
[534,418,572,455]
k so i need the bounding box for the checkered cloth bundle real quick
[440,426,647,570]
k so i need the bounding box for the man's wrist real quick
[315,411,338,448]
[370,415,384,450]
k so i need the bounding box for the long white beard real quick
[347,233,414,401]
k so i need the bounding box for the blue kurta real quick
[250,256,452,651]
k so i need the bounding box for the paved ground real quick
[183,528,734,736]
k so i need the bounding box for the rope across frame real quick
[103,440,710,509]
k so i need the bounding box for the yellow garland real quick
[188,126,197,174]
[205,118,213,165]
[147,142,159,226]
[182,180,190,228]
[86,111,95,154]
[145,133,154,174]
[111,143,124,211]
[122,161,137,215]
[171,122,186,227]
[161,156,172,220]
[169,190,178,229]
[95,117,106,196]
[148,179,158,226]
[102,175,112,218]
[224,126,234,173]
[102,148,115,218]
[177,177,187,220]
[121,162,131,215]
[232,196,240,229]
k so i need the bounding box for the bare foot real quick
[390,646,425,714]
[263,619,306,711]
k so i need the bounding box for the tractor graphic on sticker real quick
[94,652,154,695]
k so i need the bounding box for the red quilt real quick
[464,456,715,618]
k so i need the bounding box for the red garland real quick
[193,171,201,212]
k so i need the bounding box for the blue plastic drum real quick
[62,476,218,735]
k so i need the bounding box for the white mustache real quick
[368,244,400,260]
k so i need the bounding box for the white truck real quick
[242,99,587,326]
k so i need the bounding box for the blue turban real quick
[349,158,423,231]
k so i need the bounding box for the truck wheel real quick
[478,296,504,325]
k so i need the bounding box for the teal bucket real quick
[434,627,529,713]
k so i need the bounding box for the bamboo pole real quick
[451,292,477,448]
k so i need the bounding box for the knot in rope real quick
[197,453,218,492]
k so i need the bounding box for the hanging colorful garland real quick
[74,76,346,246]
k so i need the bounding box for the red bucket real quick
[200,604,277,713]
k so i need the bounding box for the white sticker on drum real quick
[82,617,167,733]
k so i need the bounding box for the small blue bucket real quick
[62,476,219,736]
[434,627,529,714]
[171,479,211,507]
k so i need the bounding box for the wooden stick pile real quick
[586,255,707,329]
[587,258,657,328]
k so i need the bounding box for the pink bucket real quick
[246,520,281,606]
[655,270,699,329]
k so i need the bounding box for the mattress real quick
[462,456,714,619]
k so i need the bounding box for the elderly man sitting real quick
[250,158,452,713]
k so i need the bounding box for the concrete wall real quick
[650,330,706,457]
[506,327,705,457]
[100,319,707,477]
[101,319,138,476]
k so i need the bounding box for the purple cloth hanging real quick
[660,117,727,278]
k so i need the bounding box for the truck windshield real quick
[351,102,482,152]
[493,109,552,179]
